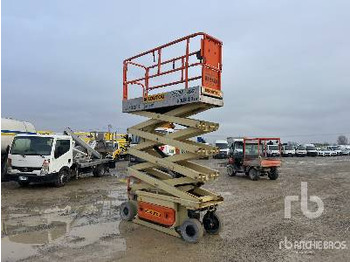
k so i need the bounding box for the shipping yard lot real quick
[2,156,350,262]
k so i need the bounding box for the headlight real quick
[40,159,50,175]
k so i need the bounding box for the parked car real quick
[341,148,350,155]
[318,148,332,157]
[282,145,295,157]
[327,146,341,156]
[295,145,307,157]
[305,144,318,157]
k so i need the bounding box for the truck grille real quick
[12,166,41,172]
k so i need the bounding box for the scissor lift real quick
[120,33,224,243]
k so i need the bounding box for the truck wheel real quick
[55,169,69,187]
[180,218,204,243]
[227,165,236,177]
[248,168,260,181]
[1,155,9,181]
[268,168,279,180]
[120,201,137,221]
[93,164,106,177]
[203,212,222,234]
[18,181,30,187]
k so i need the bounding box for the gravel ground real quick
[1,156,349,262]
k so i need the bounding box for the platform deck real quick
[122,86,223,113]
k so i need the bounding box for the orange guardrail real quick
[123,32,222,100]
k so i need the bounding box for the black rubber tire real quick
[1,161,7,179]
[227,165,236,177]
[18,180,30,187]
[268,168,279,180]
[248,168,260,181]
[120,201,137,221]
[203,212,222,235]
[93,164,106,177]
[180,218,204,243]
[55,169,69,187]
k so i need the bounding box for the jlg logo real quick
[144,209,161,217]
[144,94,165,103]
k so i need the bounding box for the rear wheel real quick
[93,164,107,177]
[55,169,69,187]
[203,212,222,234]
[180,218,204,243]
[120,201,137,221]
[268,168,279,180]
[248,168,260,181]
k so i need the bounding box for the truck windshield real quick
[284,145,293,150]
[11,136,54,156]
[216,143,228,149]
[268,146,279,150]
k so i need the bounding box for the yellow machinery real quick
[74,131,94,144]
[104,132,129,159]
[37,130,54,135]
[120,32,224,243]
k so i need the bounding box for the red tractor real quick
[227,137,281,180]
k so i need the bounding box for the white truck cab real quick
[7,132,112,187]
[282,145,295,157]
[266,144,281,157]
[295,145,307,157]
[214,140,229,159]
[305,144,318,157]
[7,135,74,186]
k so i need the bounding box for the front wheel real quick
[180,218,204,243]
[248,168,260,181]
[55,169,69,187]
[203,212,222,234]
[227,165,236,177]
[268,168,279,180]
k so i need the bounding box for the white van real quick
[266,144,281,157]
[214,140,229,159]
[282,145,295,157]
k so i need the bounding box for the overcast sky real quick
[2,0,349,143]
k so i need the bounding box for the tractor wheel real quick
[268,168,279,180]
[227,165,236,177]
[120,201,137,221]
[203,212,222,235]
[248,168,260,181]
[180,218,204,243]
